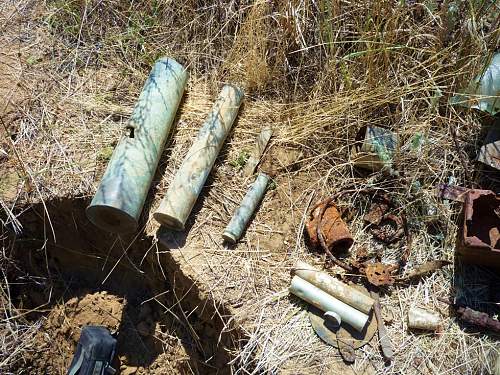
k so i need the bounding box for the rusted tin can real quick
[305,200,354,253]
[154,84,244,230]
[87,57,187,233]
[457,189,500,268]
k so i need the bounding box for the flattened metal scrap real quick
[243,127,273,176]
[364,263,398,286]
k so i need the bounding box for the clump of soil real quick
[25,291,195,374]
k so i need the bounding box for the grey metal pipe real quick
[154,84,244,230]
[222,172,269,243]
[87,57,187,233]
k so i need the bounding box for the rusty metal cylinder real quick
[305,201,353,252]
[87,57,187,233]
[154,84,244,230]
[293,261,374,314]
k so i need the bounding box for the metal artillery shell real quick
[289,275,369,332]
[351,125,398,171]
[222,172,269,243]
[154,84,244,230]
[293,260,374,314]
[407,307,441,331]
[87,57,187,233]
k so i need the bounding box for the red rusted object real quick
[364,262,398,286]
[305,201,354,253]
[457,189,500,268]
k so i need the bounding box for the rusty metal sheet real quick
[364,262,398,286]
[305,200,353,252]
[457,189,500,268]
[308,290,378,351]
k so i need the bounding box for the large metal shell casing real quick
[289,275,369,332]
[87,57,187,233]
[222,172,269,243]
[154,84,244,230]
[293,261,374,314]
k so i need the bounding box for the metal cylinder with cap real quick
[87,57,188,233]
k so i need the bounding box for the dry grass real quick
[1,0,499,373]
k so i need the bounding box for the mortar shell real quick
[87,57,187,233]
[293,260,374,314]
[222,172,269,243]
[407,307,441,331]
[154,84,244,230]
[289,275,369,332]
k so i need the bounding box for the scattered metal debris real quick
[436,184,470,202]
[243,127,273,176]
[293,261,374,314]
[478,122,500,170]
[370,290,393,362]
[457,189,500,267]
[289,275,369,332]
[87,57,187,233]
[222,172,269,243]
[306,199,354,253]
[403,260,452,281]
[351,125,398,172]
[154,84,244,230]
[407,307,442,332]
[364,262,398,286]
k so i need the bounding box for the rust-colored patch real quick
[364,263,398,286]
[457,189,500,267]
[305,200,353,252]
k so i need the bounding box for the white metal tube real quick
[293,260,374,314]
[154,84,244,230]
[289,276,369,332]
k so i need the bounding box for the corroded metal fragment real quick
[364,262,398,286]
[407,307,441,332]
[305,200,353,252]
[351,125,398,172]
[87,57,187,233]
[289,275,369,332]
[154,84,244,230]
[243,127,273,176]
[222,172,269,243]
[293,260,374,314]
[457,189,500,267]
[478,125,500,170]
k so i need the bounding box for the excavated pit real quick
[5,197,241,374]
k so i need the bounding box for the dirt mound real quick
[25,291,193,374]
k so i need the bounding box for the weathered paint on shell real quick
[154,84,244,230]
[222,172,269,243]
[87,57,188,233]
[289,276,369,332]
[293,261,374,314]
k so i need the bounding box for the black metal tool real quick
[67,326,117,375]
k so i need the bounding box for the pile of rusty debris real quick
[287,53,500,363]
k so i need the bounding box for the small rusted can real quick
[305,201,354,253]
